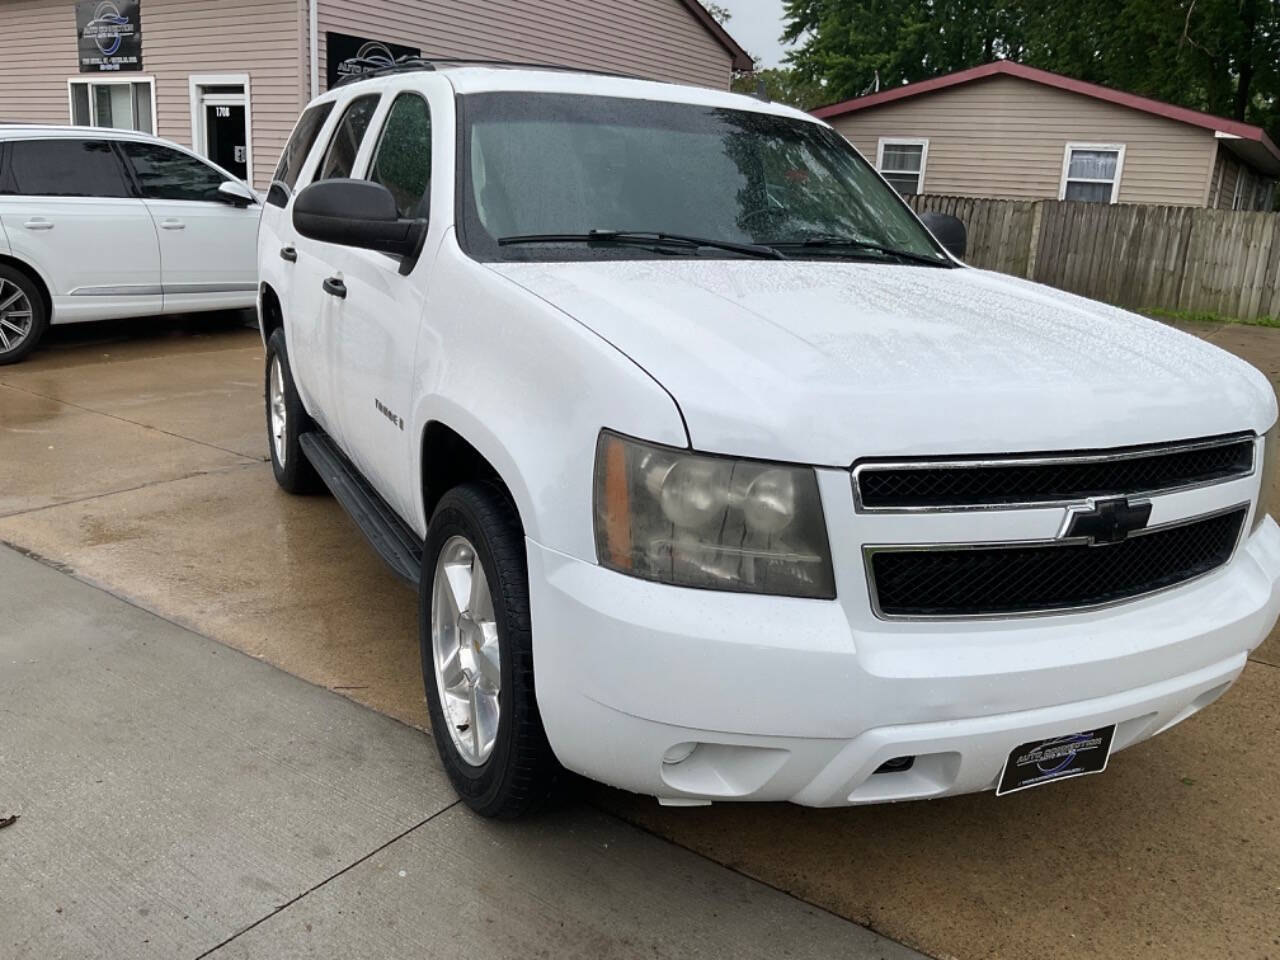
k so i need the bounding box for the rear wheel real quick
[265,328,322,494]
[0,266,48,366]
[421,483,560,818]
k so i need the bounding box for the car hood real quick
[489,259,1276,465]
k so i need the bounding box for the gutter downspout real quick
[309,0,319,100]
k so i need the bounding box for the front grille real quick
[868,506,1246,618]
[856,434,1254,510]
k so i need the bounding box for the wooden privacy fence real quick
[907,195,1280,321]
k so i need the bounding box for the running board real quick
[299,431,424,588]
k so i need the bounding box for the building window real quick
[1232,170,1250,211]
[876,138,928,195]
[1060,143,1125,203]
[68,78,154,134]
[1256,179,1276,212]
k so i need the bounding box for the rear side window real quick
[5,139,131,198]
[368,93,432,219]
[315,95,379,182]
[273,101,335,194]
[120,142,227,202]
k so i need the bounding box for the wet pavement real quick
[2,543,913,960]
[2,314,1278,959]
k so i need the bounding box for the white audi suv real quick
[0,125,259,364]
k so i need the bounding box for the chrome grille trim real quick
[862,502,1249,621]
[852,433,1257,513]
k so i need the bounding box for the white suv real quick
[258,62,1280,818]
[0,126,259,364]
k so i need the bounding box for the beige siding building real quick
[816,61,1280,210]
[0,0,749,189]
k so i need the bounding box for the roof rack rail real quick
[430,58,641,80]
[333,55,437,86]
[332,55,641,87]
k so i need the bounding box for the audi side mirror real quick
[919,211,967,260]
[217,180,257,207]
[292,179,425,271]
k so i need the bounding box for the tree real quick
[703,2,733,24]
[731,66,829,110]
[782,0,1280,135]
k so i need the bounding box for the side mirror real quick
[919,211,967,260]
[292,179,424,265]
[217,180,257,207]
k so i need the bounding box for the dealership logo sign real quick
[76,0,143,72]
[335,41,399,83]
[85,2,133,56]
[326,32,421,89]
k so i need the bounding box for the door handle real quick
[160,219,186,230]
[322,277,347,299]
[280,245,297,263]
[23,218,53,230]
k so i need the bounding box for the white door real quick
[331,91,434,518]
[282,92,382,445]
[116,140,259,312]
[0,137,161,323]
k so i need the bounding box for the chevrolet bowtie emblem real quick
[1062,497,1152,545]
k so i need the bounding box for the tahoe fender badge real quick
[374,397,404,431]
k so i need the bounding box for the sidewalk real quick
[0,545,921,960]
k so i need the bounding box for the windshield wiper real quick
[497,229,788,260]
[767,234,952,267]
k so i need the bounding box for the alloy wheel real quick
[431,535,502,766]
[0,280,34,356]
[269,354,287,466]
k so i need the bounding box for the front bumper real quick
[526,512,1280,807]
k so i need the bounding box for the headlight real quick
[593,431,835,598]
[1251,422,1278,534]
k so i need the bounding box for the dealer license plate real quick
[996,725,1116,796]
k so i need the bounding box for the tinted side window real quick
[121,142,227,202]
[316,95,379,181]
[273,101,335,196]
[368,94,432,219]
[6,139,131,198]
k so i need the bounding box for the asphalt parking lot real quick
[2,313,1279,959]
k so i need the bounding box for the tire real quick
[0,265,49,366]
[421,482,560,818]
[265,328,323,494]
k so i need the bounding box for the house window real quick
[877,138,928,195]
[1060,144,1124,203]
[68,78,154,134]
[1232,171,1249,211]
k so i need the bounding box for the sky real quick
[712,0,793,69]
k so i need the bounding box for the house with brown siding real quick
[0,0,750,189]
[814,61,1280,211]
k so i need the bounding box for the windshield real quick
[458,92,947,263]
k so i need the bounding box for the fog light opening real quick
[873,755,916,775]
[662,742,697,765]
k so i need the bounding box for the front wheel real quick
[421,483,560,818]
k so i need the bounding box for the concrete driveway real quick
[2,314,1278,959]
